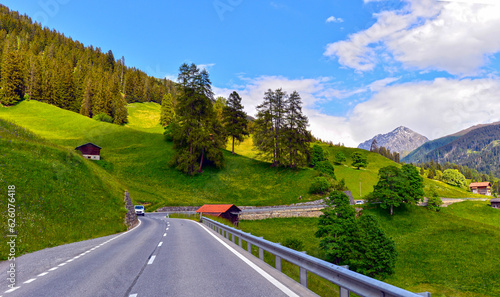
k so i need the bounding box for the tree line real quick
[0,5,176,124]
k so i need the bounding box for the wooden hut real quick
[196,204,241,224]
[75,143,102,160]
[491,198,500,209]
[469,182,492,196]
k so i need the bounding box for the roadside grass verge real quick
[237,204,500,297]
[0,119,127,260]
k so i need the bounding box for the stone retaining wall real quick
[239,207,324,220]
[124,191,138,229]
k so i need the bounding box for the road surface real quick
[0,213,316,297]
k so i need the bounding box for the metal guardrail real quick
[202,216,430,297]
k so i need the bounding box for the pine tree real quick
[283,91,311,167]
[80,78,93,118]
[254,88,287,165]
[169,63,225,175]
[0,38,23,105]
[222,91,248,154]
[160,93,175,127]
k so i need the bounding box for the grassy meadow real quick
[238,201,500,297]
[0,119,127,260]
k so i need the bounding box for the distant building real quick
[491,198,500,209]
[469,182,492,196]
[196,204,241,224]
[75,143,101,160]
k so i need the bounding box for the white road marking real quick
[48,267,58,271]
[37,272,49,277]
[24,279,36,284]
[4,287,20,293]
[148,255,156,265]
[198,223,300,297]
[58,263,66,267]
[129,294,138,297]
[163,233,167,237]
[158,242,163,247]
[166,228,169,231]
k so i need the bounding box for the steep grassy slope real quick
[0,101,319,209]
[0,119,127,259]
[239,201,500,297]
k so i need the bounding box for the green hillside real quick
[0,119,127,260]
[0,100,483,213]
[239,201,500,297]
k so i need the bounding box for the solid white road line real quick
[148,255,156,265]
[198,223,300,297]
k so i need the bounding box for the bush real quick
[93,113,113,123]
[309,177,330,194]
[442,169,466,187]
[427,189,442,212]
[310,144,326,167]
[315,160,335,178]
[163,124,174,142]
[282,238,304,251]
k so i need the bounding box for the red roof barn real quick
[469,182,491,196]
[75,143,102,160]
[196,204,241,224]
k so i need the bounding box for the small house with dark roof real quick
[75,143,101,160]
[196,204,241,224]
[491,198,500,209]
[469,182,492,196]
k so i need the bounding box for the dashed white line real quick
[58,263,67,267]
[48,267,58,271]
[158,242,163,247]
[129,294,138,297]
[148,255,156,265]
[23,278,36,284]
[4,287,20,293]
[163,233,167,237]
[37,272,48,277]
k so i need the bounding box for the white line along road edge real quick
[197,222,300,297]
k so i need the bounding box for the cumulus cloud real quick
[325,0,500,75]
[349,77,500,142]
[215,75,500,147]
[326,16,344,23]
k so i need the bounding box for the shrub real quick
[93,113,113,123]
[442,169,466,187]
[282,238,304,251]
[309,176,330,194]
[315,160,335,178]
[427,189,442,212]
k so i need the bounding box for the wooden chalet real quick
[469,182,492,196]
[75,143,102,160]
[196,204,241,225]
[491,198,500,209]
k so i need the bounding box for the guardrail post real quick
[238,237,243,248]
[247,241,251,253]
[232,233,236,244]
[339,286,350,297]
[259,247,264,261]
[275,255,282,272]
[300,267,308,288]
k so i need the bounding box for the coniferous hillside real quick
[0,5,178,123]
[424,124,500,177]
[402,135,459,164]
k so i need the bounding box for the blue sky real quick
[5,0,500,147]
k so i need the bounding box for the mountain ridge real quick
[358,126,429,157]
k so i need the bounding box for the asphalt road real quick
[0,213,316,297]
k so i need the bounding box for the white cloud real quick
[349,77,500,142]
[326,16,344,23]
[198,63,216,72]
[215,75,500,147]
[325,0,500,75]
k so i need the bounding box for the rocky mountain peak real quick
[358,126,429,157]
